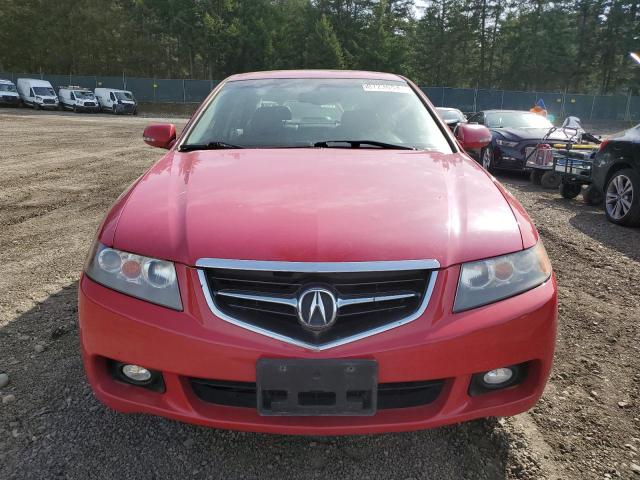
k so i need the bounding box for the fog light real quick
[483,368,514,386]
[469,363,527,396]
[121,364,152,383]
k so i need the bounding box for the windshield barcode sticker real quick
[362,84,411,94]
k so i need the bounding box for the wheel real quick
[604,168,640,226]
[481,147,494,171]
[541,171,562,189]
[560,182,582,199]
[73,105,78,113]
[34,102,40,110]
[530,169,543,185]
[583,184,603,205]
[112,104,118,114]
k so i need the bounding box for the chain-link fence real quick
[1,71,638,121]
[0,71,219,105]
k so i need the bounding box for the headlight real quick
[496,139,518,148]
[454,243,552,312]
[85,243,182,310]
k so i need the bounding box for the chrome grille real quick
[197,259,439,350]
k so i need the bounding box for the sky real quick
[414,0,427,17]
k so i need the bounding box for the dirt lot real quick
[0,110,639,479]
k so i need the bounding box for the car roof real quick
[226,70,404,82]
[18,78,52,85]
[436,107,461,111]
[96,88,130,92]
[480,109,532,114]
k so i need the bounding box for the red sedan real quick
[79,70,556,435]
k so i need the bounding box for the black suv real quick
[592,124,640,226]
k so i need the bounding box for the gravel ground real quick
[0,109,638,479]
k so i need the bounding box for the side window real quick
[110,92,115,101]
[70,92,75,100]
[30,88,34,97]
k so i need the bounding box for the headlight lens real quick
[454,242,552,312]
[85,243,182,310]
[496,139,518,148]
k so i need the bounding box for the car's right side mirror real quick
[455,123,492,150]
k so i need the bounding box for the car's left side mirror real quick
[143,123,176,149]
[455,123,492,150]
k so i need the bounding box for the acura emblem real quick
[297,287,337,332]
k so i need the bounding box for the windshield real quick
[74,90,94,99]
[437,108,465,122]
[485,111,553,129]
[33,86,55,96]
[184,78,452,151]
[114,91,134,101]
[0,84,17,93]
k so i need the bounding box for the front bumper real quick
[36,102,59,109]
[0,96,20,106]
[492,145,528,170]
[79,265,557,435]
[115,103,136,114]
[76,104,101,112]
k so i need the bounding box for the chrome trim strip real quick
[336,292,418,308]
[195,258,440,272]
[197,265,439,351]
[215,290,418,309]
[216,290,298,308]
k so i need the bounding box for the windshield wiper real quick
[179,141,244,152]
[313,140,415,150]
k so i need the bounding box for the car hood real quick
[494,127,574,142]
[109,149,525,268]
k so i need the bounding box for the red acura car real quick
[79,70,557,435]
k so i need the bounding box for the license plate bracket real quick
[256,359,378,416]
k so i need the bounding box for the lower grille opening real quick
[190,378,444,410]
[377,381,443,409]
[191,379,256,408]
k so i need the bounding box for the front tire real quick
[605,169,640,226]
[481,147,494,171]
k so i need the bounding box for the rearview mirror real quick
[455,123,492,150]
[143,123,176,149]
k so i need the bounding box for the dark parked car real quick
[436,107,467,130]
[467,110,574,171]
[591,124,640,226]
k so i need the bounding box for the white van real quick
[0,79,21,107]
[94,88,137,114]
[16,78,59,109]
[58,86,100,112]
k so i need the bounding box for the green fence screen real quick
[0,71,637,121]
